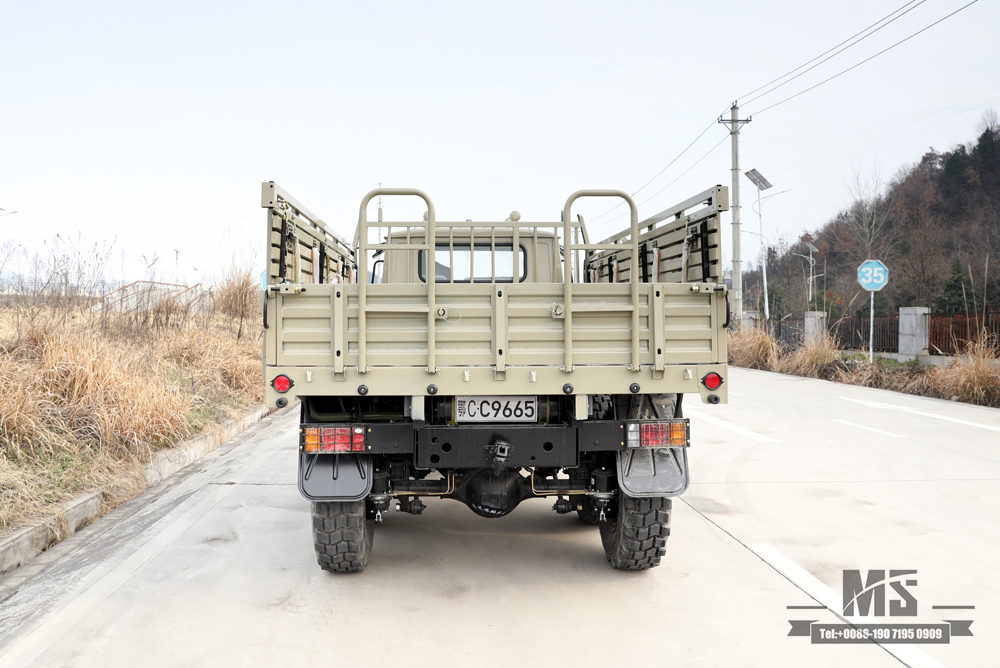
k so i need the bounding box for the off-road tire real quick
[577,496,600,525]
[312,500,374,573]
[591,394,614,420]
[599,495,671,570]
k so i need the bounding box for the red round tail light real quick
[272,374,293,393]
[701,372,723,391]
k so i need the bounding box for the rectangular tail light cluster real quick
[302,426,366,453]
[625,419,689,449]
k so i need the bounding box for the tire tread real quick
[599,495,671,571]
[311,500,374,573]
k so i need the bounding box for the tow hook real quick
[489,440,511,476]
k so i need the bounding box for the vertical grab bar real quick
[357,188,437,374]
[562,190,640,372]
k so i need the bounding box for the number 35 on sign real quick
[857,260,888,292]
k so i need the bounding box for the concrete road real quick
[1,368,997,667]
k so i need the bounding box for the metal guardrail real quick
[929,310,1000,354]
[354,188,597,374]
[563,190,640,372]
[743,308,1000,356]
[264,181,356,287]
[830,314,899,353]
[772,317,805,349]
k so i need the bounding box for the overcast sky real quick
[2,0,998,285]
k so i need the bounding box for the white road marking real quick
[749,544,944,668]
[685,408,778,443]
[839,396,1000,433]
[832,419,902,438]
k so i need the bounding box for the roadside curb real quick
[144,404,271,487]
[0,403,271,577]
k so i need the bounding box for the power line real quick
[737,0,922,101]
[586,115,724,225]
[741,0,928,106]
[588,3,928,229]
[591,2,939,229]
[580,0,979,235]
[637,135,729,209]
[590,134,730,234]
[752,0,980,116]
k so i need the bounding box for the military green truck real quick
[260,182,730,572]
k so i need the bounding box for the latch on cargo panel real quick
[489,440,511,476]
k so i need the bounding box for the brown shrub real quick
[30,321,192,457]
[927,335,1000,407]
[214,262,257,340]
[728,325,780,371]
[779,331,845,380]
[0,312,264,531]
[0,242,265,532]
[157,325,263,403]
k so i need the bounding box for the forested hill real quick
[744,110,1000,318]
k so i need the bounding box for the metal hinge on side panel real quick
[332,287,346,380]
[651,283,665,372]
[492,288,508,379]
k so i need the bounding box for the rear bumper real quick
[298,420,692,501]
[304,420,640,469]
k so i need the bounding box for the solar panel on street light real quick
[744,168,772,190]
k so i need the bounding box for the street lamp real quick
[791,241,823,305]
[744,168,772,319]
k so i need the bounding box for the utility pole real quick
[719,104,751,323]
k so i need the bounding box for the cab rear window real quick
[419,244,527,283]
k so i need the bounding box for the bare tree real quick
[0,239,17,281]
[837,167,897,263]
[977,107,999,135]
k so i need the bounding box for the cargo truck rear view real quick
[260,182,730,572]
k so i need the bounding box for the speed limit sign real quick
[857,259,888,362]
[857,260,888,291]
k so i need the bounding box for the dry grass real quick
[0,261,263,531]
[835,360,935,396]
[214,262,257,340]
[728,323,1000,409]
[927,335,1000,406]
[779,330,844,380]
[727,325,780,371]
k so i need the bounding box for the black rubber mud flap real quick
[616,447,689,497]
[298,452,373,502]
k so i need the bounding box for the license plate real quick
[455,396,537,422]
